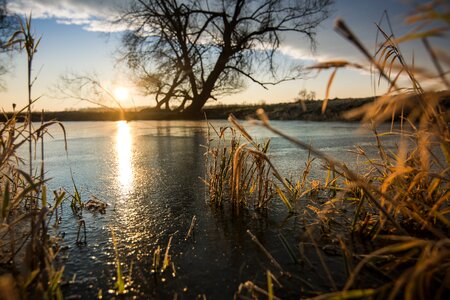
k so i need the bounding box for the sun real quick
[114,86,129,101]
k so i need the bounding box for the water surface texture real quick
[40,120,393,298]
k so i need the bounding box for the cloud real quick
[278,45,331,63]
[6,0,380,69]
[8,0,127,32]
[55,17,127,32]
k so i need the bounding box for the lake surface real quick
[38,120,394,298]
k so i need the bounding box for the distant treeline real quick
[204,97,377,121]
[2,96,449,122]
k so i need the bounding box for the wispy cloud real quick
[8,0,126,32]
[278,45,331,63]
[6,0,383,71]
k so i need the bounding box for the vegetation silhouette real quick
[121,0,332,116]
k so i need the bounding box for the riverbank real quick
[203,97,376,121]
[5,95,449,122]
[3,97,375,122]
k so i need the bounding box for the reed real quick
[7,14,41,180]
[0,104,69,299]
[231,2,449,298]
[203,120,290,212]
[0,14,70,299]
[111,228,125,294]
[150,236,177,283]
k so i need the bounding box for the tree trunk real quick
[182,94,208,116]
[183,50,232,116]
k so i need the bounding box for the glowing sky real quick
[0,0,447,111]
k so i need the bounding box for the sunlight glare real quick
[116,121,133,193]
[114,86,129,101]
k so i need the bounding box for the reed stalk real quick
[232,2,449,298]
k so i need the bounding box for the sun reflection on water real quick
[116,121,133,194]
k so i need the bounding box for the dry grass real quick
[203,118,297,213]
[0,15,70,299]
[1,3,448,299]
[233,1,449,299]
[0,108,68,299]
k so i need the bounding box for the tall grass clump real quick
[0,14,69,299]
[233,2,449,299]
[204,118,297,213]
[310,2,450,238]
[0,106,68,299]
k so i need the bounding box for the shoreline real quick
[3,95,448,122]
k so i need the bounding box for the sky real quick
[0,0,447,111]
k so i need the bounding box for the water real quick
[38,120,393,298]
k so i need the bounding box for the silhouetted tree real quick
[121,0,332,115]
[0,0,17,83]
[56,71,126,113]
[297,88,316,101]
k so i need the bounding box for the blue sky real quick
[0,0,447,111]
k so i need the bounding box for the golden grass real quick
[203,119,292,212]
[0,107,68,299]
[0,15,70,299]
[233,2,449,298]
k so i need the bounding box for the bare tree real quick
[0,0,17,86]
[121,0,333,115]
[297,88,316,101]
[56,71,126,113]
